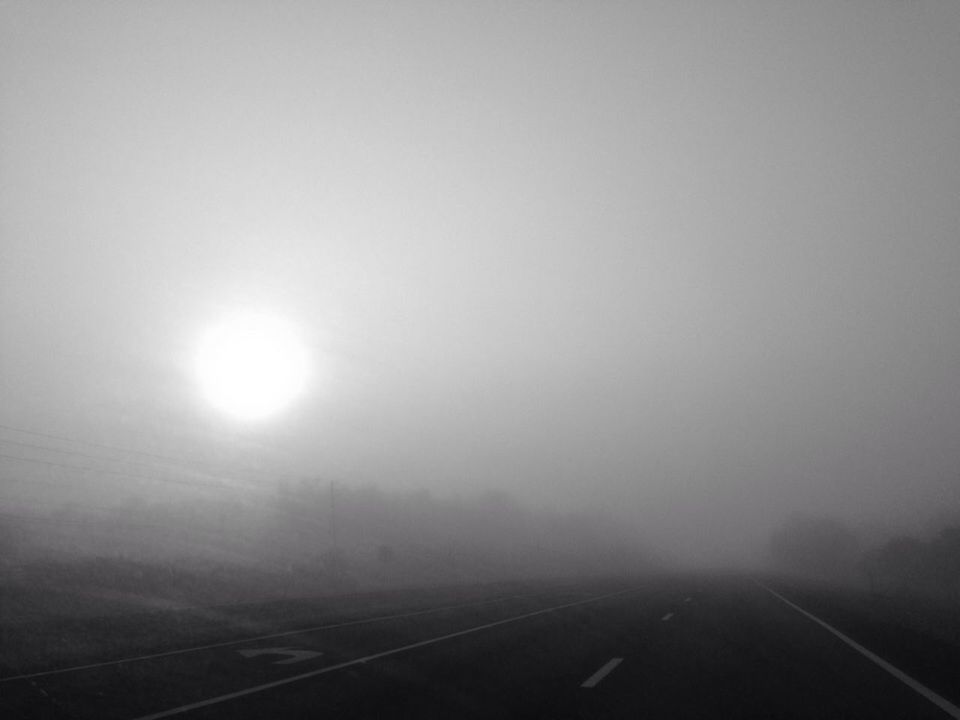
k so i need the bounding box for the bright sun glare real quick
[195,312,309,421]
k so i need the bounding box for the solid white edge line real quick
[0,595,525,683]
[754,579,960,719]
[130,587,636,720]
[580,657,623,688]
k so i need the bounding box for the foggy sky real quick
[2,1,959,564]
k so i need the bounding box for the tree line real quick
[0,480,655,608]
[768,514,960,601]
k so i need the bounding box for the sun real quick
[195,312,309,421]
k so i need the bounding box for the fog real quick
[2,0,960,586]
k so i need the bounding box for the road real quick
[2,574,959,719]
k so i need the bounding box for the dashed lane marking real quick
[581,658,623,688]
[237,648,322,665]
[130,587,637,720]
[0,594,525,683]
[661,612,674,621]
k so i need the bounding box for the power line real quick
[0,421,288,482]
[0,508,171,532]
[0,451,245,491]
[0,422,196,465]
[0,474,322,539]
[0,436,254,489]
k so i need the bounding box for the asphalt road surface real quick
[3,575,960,719]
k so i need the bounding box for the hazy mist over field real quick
[3,1,960,571]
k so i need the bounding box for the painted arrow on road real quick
[238,647,323,665]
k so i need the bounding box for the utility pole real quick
[328,480,344,583]
[329,480,338,553]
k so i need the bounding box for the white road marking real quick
[580,657,623,688]
[130,588,635,720]
[684,597,692,603]
[0,594,524,683]
[237,647,322,665]
[661,612,674,621]
[755,580,960,720]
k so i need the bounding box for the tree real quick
[0,515,18,564]
[377,544,395,564]
[929,526,960,596]
[869,535,925,594]
[768,515,859,580]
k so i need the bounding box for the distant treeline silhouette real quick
[768,514,960,601]
[863,527,960,599]
[0,480,654,611]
